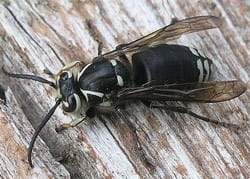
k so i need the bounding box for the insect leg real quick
[55,116,88,132]
[56,108,96,132]
[120,113,155,170]
[97,41,103,56]
[151,103,240,129]
[92,42,105,62]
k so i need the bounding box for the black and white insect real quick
[3,16,246,167]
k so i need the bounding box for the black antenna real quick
[2,67,56,88]
[28,99,62,167]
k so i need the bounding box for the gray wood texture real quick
[0,0,249,178]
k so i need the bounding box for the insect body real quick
[60,44,213,112]
[132,44,213,85]
[3,16,246,167]
[77,59,131,107]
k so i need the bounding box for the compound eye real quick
[62,94,81,112]
[59,71,72,81]
[56,71,73,89]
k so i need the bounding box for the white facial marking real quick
[110,60,117,66]
[189,47,199,57]
[80,89,104,102]
[117,75,124,87]
[203,60,210,82]
[77,63,92,82]
[197,59,204,82]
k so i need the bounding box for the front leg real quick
[56,107,96,132]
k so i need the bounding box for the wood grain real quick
[0,0,249,178]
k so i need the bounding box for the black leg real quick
[150,103,240,129]
[92,41,105,63]
[97,41,103,56]
[120,113,155,171]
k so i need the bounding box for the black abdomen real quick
[132,44,213,86]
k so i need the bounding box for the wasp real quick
[3,16,246,167]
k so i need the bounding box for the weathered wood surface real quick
[0,89,70,178]
[0,0,249,178]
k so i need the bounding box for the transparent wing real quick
[102,16,222,59]
[117,81,246,103]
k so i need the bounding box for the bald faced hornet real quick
[3,16,246,167]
